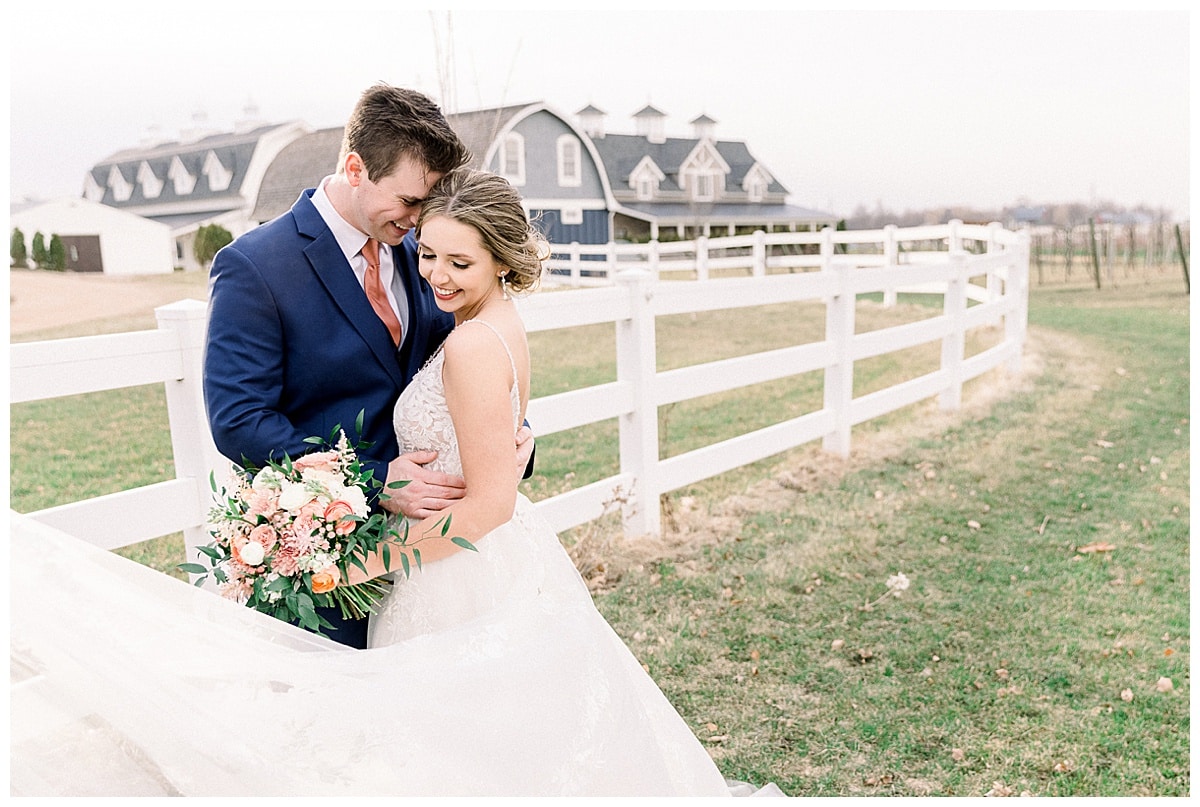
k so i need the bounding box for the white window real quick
[83,172,105,202]
[743,164,772,202]
[501,133,526,185]
[203,151,233,192]
[561,206,583,225]
[137,161,163,199]
[556,135,582,187]
[681,145,727,202]
[629,156,664,201]
[107,165,132,201]
[169,156,197,195]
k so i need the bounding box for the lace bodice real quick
[393,319,522,478]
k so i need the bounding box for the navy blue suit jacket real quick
[203,189,455,491]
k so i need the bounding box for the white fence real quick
[10,220,1029,563]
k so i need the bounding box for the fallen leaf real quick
[1165,648,1174,657]
[951,748,965,762]
[1052,760,1075,774]
[986,781,1014,797]
[1095,440,1115,448]
[706,722,719,733]
[831,639,845,651]
[1076,542,1116,554]
[1121,688,1134,702]
[968,520,982,530]
[1156,677,1174,693]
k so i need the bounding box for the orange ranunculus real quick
[323,500,357,536]
[311,566,339,594]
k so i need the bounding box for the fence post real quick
[569,241,581,286]
[154,299,230,573]
[821,228,854,457]
[606,241,618,283]
[939,251,968,411]
[696,235,710,282]
[948,219,963,252]
[752,230,766,277]
[987,221,1003,301]
[614,269,661,538]
[1006,231,1031,373]
[883,224,898,307]
[648,239,661,281]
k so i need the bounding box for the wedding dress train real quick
[8,320,783,796]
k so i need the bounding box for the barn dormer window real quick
[681,143,728,203]
[203,151,233,192]
[169,156,197,195]
[108,165,133,202]
[629,156,665,202]
[137,161,163,199]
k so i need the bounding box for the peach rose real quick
[248,523,279,553]
[323,500,358,536]
[311,566,339,594]
[293,451,340,474]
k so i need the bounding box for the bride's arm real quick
[347,327,520,581]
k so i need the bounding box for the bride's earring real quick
[499,272,510,300]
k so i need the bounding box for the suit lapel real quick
[293,192,405,388]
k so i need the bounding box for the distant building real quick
[83,107,310,271]
[10,197,174,275]
[82,101,836,268]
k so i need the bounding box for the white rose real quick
[251,466,285,491]
[278,481,315,512]
[340,485,369,517]
[239,540,266,566]
[301,468,342,499]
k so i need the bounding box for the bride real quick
[9,169,781,798]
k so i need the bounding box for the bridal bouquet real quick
[182,419,412,634]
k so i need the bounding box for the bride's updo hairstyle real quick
[416,168,548,294]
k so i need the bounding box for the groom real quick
[203,83,531,649]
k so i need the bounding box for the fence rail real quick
[10,220,1029,562]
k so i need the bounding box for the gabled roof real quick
[89,123,295,208]
[590,134,788,195]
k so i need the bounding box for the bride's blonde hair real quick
[416,168,549,294]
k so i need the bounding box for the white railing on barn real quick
[10,220,1029,564]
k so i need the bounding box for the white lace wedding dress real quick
[364,319,743,795]
[7,322,781,797]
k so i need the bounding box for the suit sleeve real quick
[203,244,312,469]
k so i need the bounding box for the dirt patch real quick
[8,269,208,337]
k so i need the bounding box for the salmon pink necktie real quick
[361,238,402,346]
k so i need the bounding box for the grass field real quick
[8,269,1189,795]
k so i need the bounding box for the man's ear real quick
[344,152,366,187]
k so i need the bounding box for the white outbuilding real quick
[10,197,175,276]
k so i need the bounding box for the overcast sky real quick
[7,5,1193,220]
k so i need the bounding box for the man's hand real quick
[515,425,535,477]
[382,450,466,519]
